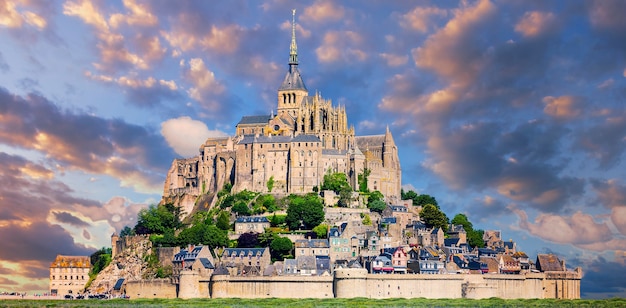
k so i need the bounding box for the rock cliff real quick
[87,236,152,293]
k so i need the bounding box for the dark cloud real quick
[576,109,626,169]
[0,221,94,263]
[0,87,174,191]
[52,212,90,228]
[580,256,626,298]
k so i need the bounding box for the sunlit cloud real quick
[161,116,227,157]
[515,11,557,38]
[401,6,447,33]
[302,0,346,23]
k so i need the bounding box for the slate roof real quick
[237,115,272,125]
[355,135,385,149]
[279,66,307,91]
[223,248,267,257]
[237,134,320,145]
[322,149,348,155]
[444,238,461,247]
[295,239,329,248]
[235,216,270,223]
[316,256,331,273]
[298,256,317,270]
[536,254,564,272]
[198,258,214,269]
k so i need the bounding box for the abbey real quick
[163,12,401,201]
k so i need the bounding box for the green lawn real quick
[1,298,625,307]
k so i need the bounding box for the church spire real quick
[289,9,298,66]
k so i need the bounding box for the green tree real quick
[362,213,372,225]
[369,191,384,203]
[420,204,448,231]
[415,194,439,208]
[237,232,260,248]
[267,176,275,192]
[269,214,287,227]
[177,224,228,248]
[468,229,485,248]
[312,224,329,239]
[451,213,473,233]
[134,203,183,235]
[120,226,134,237]
[270,236,293,261]
[232,201,251,216]
[451,213,485,248]
[358,168,371,193]
[285,194,324,230]
[89,247,112,275]
[368,199,387,213]
[216,211,231,231]
[321,171,352,194]
[337,188,353,207]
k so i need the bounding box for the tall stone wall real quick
[125,279,177,299]
[199,269,581,300]
[209,275,334,299]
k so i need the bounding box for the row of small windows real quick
[246,142,321,150]
[51,275,85,280]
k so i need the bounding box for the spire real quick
[289,9,298,66]
[278,9,307,92]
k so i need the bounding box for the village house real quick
[219,247,271,276]
[234,216,270,235]
[294,239,330,258]
[49,255,91,296]
[172,245,214,283]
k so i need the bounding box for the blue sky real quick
[0,0,625,298]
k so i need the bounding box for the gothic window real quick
[308,150,312,156]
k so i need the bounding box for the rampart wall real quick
[128,268,582,300]
[125,279,177,299]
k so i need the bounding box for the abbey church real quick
[163,12,401,202]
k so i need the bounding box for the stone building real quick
[162,11,401,205]
[49,255,91,296]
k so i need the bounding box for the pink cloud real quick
[302,0,345,23]
[401,6,447,33]
[515,11,557,38]
[513,208,622,250]
[542,95,585,119]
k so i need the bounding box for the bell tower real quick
[277,9,308,118]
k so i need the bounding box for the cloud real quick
[64,0,164,72]
[315,30,367,63]
[413,0,496,88]
[85,71,180,108]
[0,87,173,193]
[379,53,408,67]
[161,116,227,157]
[580,255,626,298]
[542,95,585,119]
[513,208,623,250]
[51,211,90,227]
[591,179,626,209]
[515,11,558,38]
[576,109,626,168]
[401,6,447,33]
[301,0,346,23]
[0,0,48,29]
[182,58,228,114]
[109,0,157,28]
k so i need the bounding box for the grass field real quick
[1,298,625,307]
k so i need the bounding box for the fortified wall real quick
[126,268,581,300]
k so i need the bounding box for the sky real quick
[0,0,625,298]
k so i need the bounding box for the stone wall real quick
[209,275,334,299]
[125,279,177,299]
[135,267,581,300]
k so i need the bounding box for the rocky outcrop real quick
[88,236,153,293]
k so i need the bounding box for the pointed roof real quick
[279,10,307,92]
